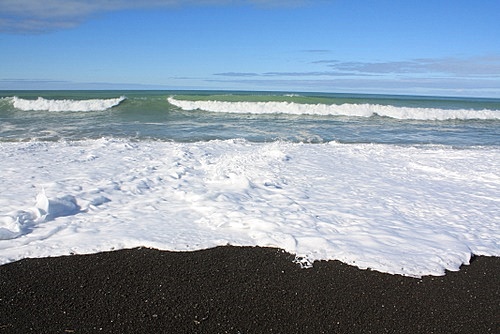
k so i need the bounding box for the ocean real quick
[0,90,499,277]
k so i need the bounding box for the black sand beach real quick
[1,246,498,333]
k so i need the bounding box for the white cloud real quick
[0,0,312,33]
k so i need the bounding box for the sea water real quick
[0,90,498,277]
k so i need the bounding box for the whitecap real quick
[167,97,500,120]
[11,96,126,112]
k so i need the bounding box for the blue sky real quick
[1,0,499,97]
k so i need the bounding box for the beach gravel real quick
[0,246,498,333]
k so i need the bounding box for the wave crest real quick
[168,97,500,120]
[11,96,126,112]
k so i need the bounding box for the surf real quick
[9,96,126,112]
[167,97,500,120]
[1,138,498,276]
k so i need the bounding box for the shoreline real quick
[1,246,498,333]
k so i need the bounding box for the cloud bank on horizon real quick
[216,56,500,79]
[211,55,500,97]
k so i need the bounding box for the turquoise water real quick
[0,90,499,146]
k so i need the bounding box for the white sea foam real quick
[10,96,126,112]
[0,139,498,277]
[168,97,500,120]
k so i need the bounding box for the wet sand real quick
[0,246,498,333]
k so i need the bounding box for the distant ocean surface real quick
[1,90,499,277]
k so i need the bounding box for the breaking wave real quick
[10,96,126,112]
[168,97,500,121]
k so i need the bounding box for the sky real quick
[1,0,500,97]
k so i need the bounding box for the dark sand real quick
[0,246,498,333]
